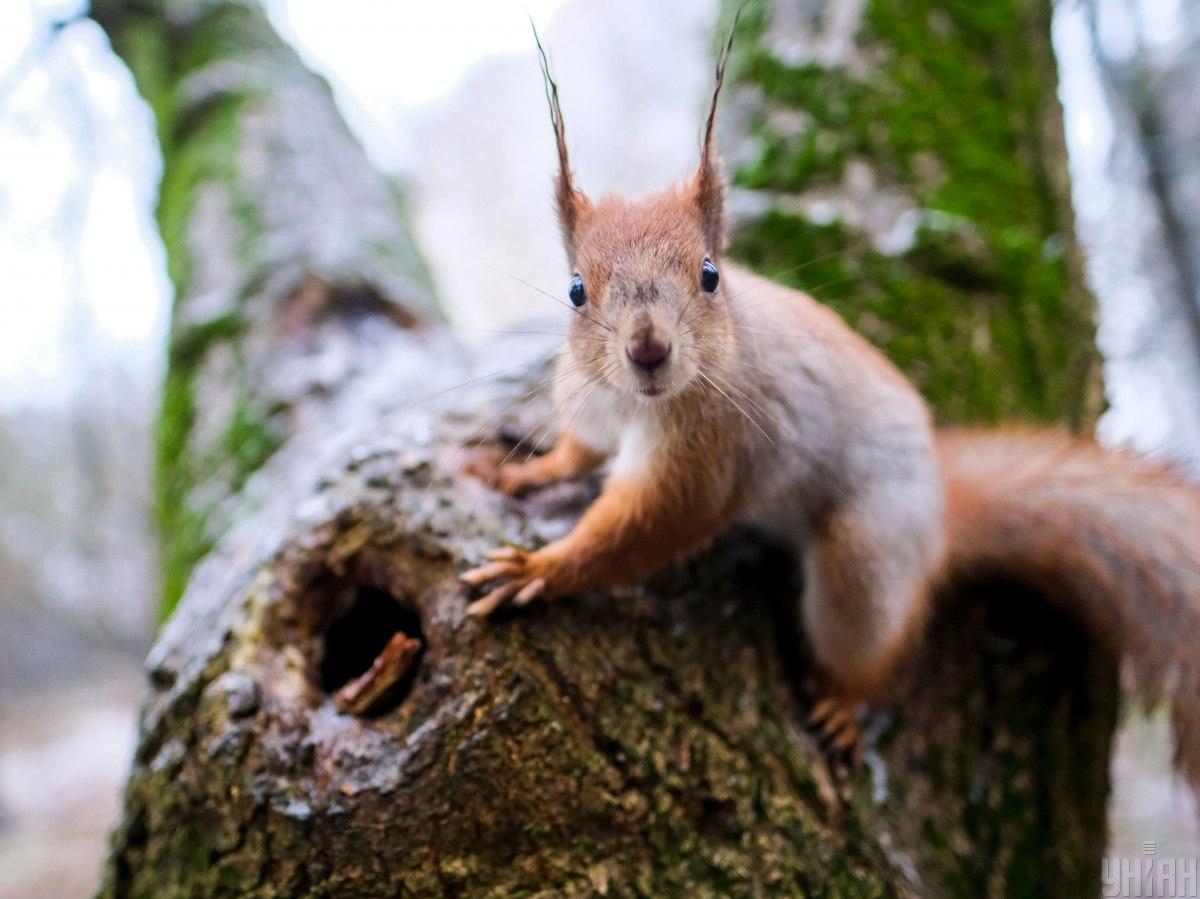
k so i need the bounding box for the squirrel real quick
[460,23,1200,783]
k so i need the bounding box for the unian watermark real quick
[1103,842,1199,897]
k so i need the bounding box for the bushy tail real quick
[937,427,1200,789]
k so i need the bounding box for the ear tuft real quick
[532,20,590,264]
[693,5,742,254]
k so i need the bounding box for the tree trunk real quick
[722,0,1103,427]
[96,1,1117,896]
[95,0,440,615]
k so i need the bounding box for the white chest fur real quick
[609,412,661,479]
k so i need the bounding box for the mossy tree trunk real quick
[723,0,1103,427]
[95,1,1117,896]
[96,0,439,615]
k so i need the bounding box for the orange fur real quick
[463,23,1200,793]
[465,430,604,496]
[938,427,1200,789]
[537,467,732,596]
[463,437,739,615]
[525,399,740,593]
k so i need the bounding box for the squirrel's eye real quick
[700,258,720,293]
[569,274,586,307]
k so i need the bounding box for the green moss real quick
[171,312,247,367]
[155,91,251,294]
[154,97,258,617]
[154,316,287,616]
[154,364,203,617]
[105,1,283,616]
[117,19,175,145]
[224,394,285,493]
[725,0,1099,427]
[154,376,283,617]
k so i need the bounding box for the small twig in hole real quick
[333,632,422,716]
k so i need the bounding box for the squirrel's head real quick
[535,20,738,402]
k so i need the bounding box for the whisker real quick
[495,388,576,471]
[464,361,589,449]
[547,373,607,464]
[399,357,549,414]
[700,368,873,507]
[521,422,555,464]
[674,290,699,332]
[698,369,776,448]
[486,264,574,312]
[679,314,849,353]
[725,250,853,301]
[709,369,796,442]
[418,359,591,507]
[522,372,598,463]
[732,330,853,351]
[453,325,606,344]
[718,362,940,511]
[678,304,712,340]
[455,365,600,517]
[732,275,859,315]
[598,308,620,334]
[494,419,547,472]
[487,264,615,333]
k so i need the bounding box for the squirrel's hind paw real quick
[807,696,864,770]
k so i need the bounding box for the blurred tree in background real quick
[724,0,1102,428]
[96,0,438,616]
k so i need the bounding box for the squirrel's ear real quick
[533,21,591,264]
[555,171,591,266]
[691,8,740,255]
[690,150,726,256]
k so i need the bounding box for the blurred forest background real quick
[2,0,1200,895]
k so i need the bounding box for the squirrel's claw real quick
[466,580,523,617]
[514,578,546,605]
[807,696,864,769]
[461,549,549,617]
[459,560,517,587]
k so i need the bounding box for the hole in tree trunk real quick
[319,585,425,716]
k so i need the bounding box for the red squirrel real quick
[461,25,1200,779]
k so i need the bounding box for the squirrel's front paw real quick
[459,547,557,616]
[461,448,543,497]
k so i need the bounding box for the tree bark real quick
[96,1,1117,896]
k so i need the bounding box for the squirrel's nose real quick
[627,339,671,372]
